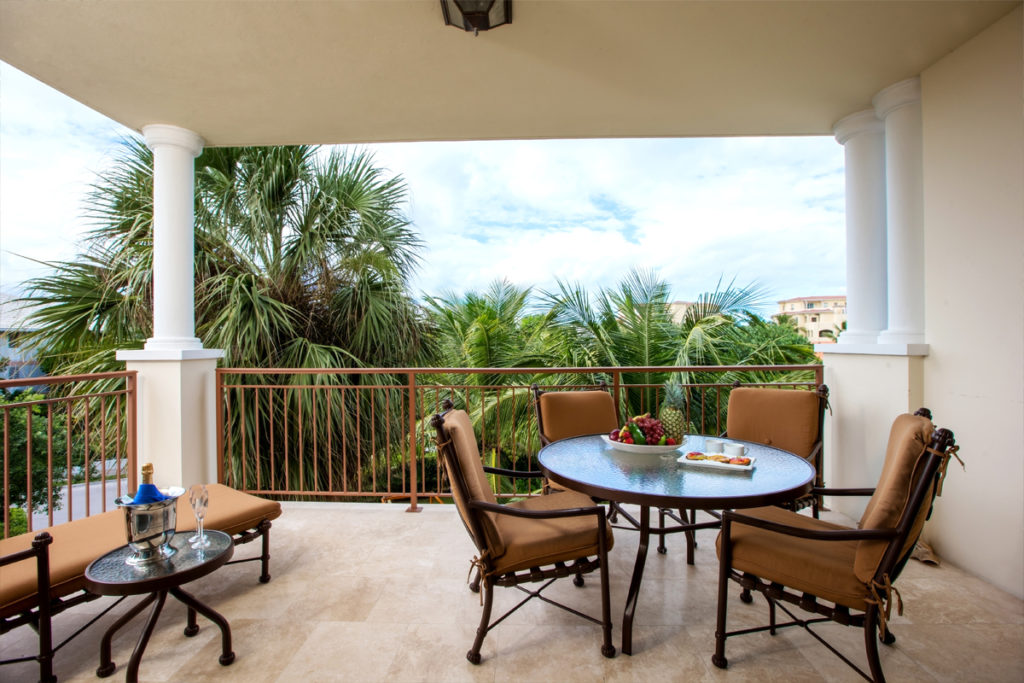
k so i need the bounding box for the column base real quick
[145,337,204,351]
[837,330,883,345]
[877,329,925,345]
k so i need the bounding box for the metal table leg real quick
[621,505,651,655]
[170,586,235,665]
[95,592,160,678]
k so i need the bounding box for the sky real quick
[0,62,847,313]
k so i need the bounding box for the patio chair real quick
[532,383,619,486]
[432,407,615,664]
[712,408,959,682]
[532,383,698,559]
[723,385,830,516]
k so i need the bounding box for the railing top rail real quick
[0,370,137,390]
[217,364,822,376]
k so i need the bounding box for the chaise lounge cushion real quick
[0,485,281,619]
[175,483,282,536]
[0,512,125,618]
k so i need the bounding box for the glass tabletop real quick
[85,530,234,595]
[538,434,815,509]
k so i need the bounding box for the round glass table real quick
[538,434,815,655]
[84,530,235,682]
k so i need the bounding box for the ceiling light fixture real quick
[441,0,512,36]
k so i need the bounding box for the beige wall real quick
[918,7,1023,598]
[823,355,924,518]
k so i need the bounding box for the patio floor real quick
[4,502,1023,682]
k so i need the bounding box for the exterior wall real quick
[822,354,924,519]
[919,7,1023,598]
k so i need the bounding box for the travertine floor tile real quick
[4,502,1023,682]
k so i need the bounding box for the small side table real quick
[84,530,235,683]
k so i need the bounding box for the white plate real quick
[677,452,756,471]
[601,434,684,454]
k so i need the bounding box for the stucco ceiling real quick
[0,1,1018,146]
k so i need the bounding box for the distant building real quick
[776,296,847,344]
[668,301,694,324]
[0,293,43,381]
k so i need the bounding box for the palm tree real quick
[21,140,431,493]
[422,280,558,488]
[542,271,818,431]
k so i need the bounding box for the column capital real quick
[142,124,204,157]
[872,77,921,119]
[833,110,883,145]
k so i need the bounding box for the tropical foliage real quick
[21,142,432,495]
[0,391,83,534]
[423,270,819,483]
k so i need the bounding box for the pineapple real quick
[659,381,687,443]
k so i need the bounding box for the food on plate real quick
[609,414,676,446]
[683,451,752,467]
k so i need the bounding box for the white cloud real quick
[1,63,847,311]
[1,63,133,294]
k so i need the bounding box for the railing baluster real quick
[26,404,32,532]
[47,403,54,525]
[3,408,10,538]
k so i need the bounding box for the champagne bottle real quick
[132,463,167,504]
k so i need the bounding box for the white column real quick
[874,78,925,345]
[117,124,223,489]
[142,124,204,351]
[833,110,887,345]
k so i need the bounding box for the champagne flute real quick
[188,484,211,548]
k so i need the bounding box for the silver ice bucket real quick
[115,487,185,566]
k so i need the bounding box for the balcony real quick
[3,368,1023,680]
[3,501,1021,681]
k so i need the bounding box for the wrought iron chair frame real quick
[712,408,957,682]
[431,406,615,664]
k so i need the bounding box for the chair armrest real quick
[470,499,605,522]
[722,509,896,542]
[482,466,544,479]
[811,487,876,497]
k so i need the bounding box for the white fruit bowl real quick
[601,434,684,454]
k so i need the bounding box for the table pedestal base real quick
[620,505,723,655]
[96,587,234,683]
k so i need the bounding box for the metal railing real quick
[216,365,823,510]
[1,371,137,539]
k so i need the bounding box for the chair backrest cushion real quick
[854,413,934,584]
[441,410,504,556]
[538,390,619,443]
[725,388,822,459]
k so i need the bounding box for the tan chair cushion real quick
[717,505,871,611]
[175,483,282,536]
[0,486,281,618]
[854,413,934,583]
[0,511,125,617]
[726,388,821,459]
[538,390,619,443]
[443,410,503,556]
[490,489,614,576]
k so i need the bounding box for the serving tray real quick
[677,452,756,471]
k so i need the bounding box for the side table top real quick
[85,530,234,596]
